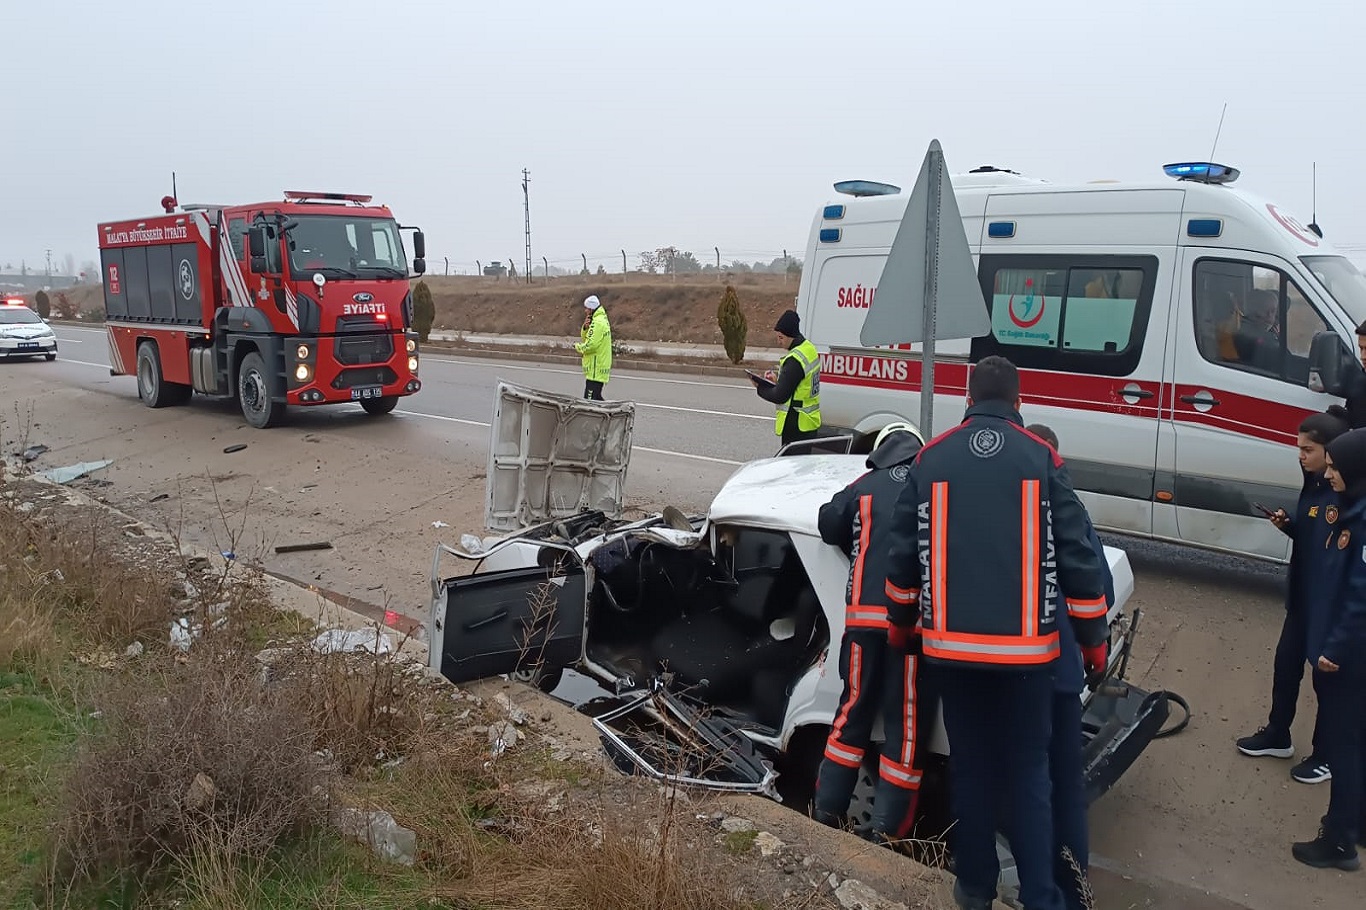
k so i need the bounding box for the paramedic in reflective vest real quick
[812,421,934,845]
[1027,423,1116,910]
[882,356,1109,910]
[576,295,612,400]
[751,309,821,446]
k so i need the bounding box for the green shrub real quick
[716,284,747,364]
[412,281,435,343]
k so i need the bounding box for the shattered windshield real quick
[286,215,408,279]
[1302,255,1366,326]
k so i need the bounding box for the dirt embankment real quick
[23,274,799,347]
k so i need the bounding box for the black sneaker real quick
[1291,755,1332,784]
[1292,829,1360,871]
[952,880,994,910]
[1236,726,1294,759]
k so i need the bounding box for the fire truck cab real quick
[98,192,427,428]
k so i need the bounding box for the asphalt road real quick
[3,326,1357,910]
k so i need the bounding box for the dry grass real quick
[46,661,328,889]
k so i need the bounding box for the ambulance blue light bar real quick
[833,180,901,197]
[1162,162,1240,185]
[819,228,842,243]
[1187,218,1223,237]
[987,221,1016,239]
[823,204,846,220]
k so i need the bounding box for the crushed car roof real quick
[707,454,867,535]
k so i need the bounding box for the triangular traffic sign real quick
[859,140,989,347]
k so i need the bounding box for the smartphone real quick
[1252,502,1276,518]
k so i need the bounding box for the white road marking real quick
[53,326,108,335]
[421,354,752,390]
[395,409,743,465]
[54,358,750,465]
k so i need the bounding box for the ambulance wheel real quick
[360,395,399,416]
[136,342,190,408]
[237,351,284,429]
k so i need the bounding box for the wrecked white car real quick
[430,446,1170,834]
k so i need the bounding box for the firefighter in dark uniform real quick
[882,356,1109,910]
[811,421,933,843]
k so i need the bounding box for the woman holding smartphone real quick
[1237,406,1351,785]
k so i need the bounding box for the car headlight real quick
[407,355,419,373]
[295,364,311,382]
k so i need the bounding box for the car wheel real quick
[137,342,190,407]
[44,352,56,362]
[237,351,284,428]
[359,395,399,416]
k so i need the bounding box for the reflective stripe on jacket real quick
[774,339,821,436]
[576,308,612,382]
[882,400,1108,668]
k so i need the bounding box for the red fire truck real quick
[97,192,427,428]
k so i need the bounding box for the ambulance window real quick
[228,219,247,260]
[972,255,1157,377]
[1192,259,1330,386]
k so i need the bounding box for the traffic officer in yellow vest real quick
[575,295,612,400]
[750,309,822,446]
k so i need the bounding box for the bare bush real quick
[49,661,327,886]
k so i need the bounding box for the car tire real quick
[136,342,191,407]
[237,351,284,428]
[44,352,56,362]
[359,395,399,416]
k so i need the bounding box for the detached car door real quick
[430,557,587,686]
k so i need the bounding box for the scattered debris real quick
[149,493,170,503]
[493,692,530,725]
[36,459,114,484]
[754,831,785,857]
[459,533,486,554]
[124,641,144,659]
[220,550,236,561]
[720,816,756,834]
[832,878,908,910]
[184,772,217,811]
[488,720,520,754]
[275,541,333,554]
[431,520,450,529]
[169,617,201,652]
[21,444,48,461]
[330,807,416,866]
[311,628,393,655]
[16,501,35,514]
[223,444,247,454]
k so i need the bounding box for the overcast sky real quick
[3,0,1363,274]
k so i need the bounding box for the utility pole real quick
[715,246,720,280]
[783,248,788,285]
[521,168,532,285]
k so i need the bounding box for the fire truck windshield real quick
[286,215,408,279]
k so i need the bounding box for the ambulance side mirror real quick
[1307,331,1357,397]
[247,227,270,273]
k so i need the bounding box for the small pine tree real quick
[716,284,747,364]
[34,289,50,319]
[412,280,435,343]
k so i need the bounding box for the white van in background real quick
[797,162,1366,562]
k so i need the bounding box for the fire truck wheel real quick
[359,395,399,416]
[136,342,191,408]
[237,351,284,429]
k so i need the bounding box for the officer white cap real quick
[583,295,601,310]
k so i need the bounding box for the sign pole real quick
[920,147,943,439]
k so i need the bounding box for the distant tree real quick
[412,280,435,342]
[34,289,50,319]
[596,264,607,275]
[53,292,80,320]
[672,251,702,274]
[716,284,748,364]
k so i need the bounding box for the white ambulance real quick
[797,162,1366,562]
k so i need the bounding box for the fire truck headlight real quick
[295,364,311,382]
[408,355,419,373]
[406,338,417,353]
[296,344,310,360]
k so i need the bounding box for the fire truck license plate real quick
[351,387,383,401]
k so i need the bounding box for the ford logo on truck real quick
[352,292,374,303]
